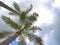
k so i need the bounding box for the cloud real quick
[43,27,60,45]
[52,0,60,8]
[43,30,56,45]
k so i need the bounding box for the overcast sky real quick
[0,0,60,45]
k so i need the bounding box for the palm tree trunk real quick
[0,1,20,15]
[0,30,23,45]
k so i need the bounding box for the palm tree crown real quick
[0,1,43,45]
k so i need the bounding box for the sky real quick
[0,0,60,45]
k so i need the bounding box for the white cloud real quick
[43,30,55,45]
[52,0,60,8]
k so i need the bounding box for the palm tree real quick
[0,1,43,45]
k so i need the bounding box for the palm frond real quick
[2,16,21,30]
[25,4,32,14]
[24,31,43,45]
[28,15,37,21]
[27,34,43,45]
[29,26,41,32]
[28,12,38,21]
[0,31,13,39]
[20,12,26,21]
[34,36,43,45]
[23,31,33,41]
[24,22,32,30]
[18,34,26,45]
[20,39,26,45]
[18,35,23,41]
[13,2,21,12]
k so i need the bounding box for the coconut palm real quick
[0,1,43,45]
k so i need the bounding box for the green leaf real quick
[20,12,26,21]
[27,34,33,41]
[27,34,43,45]
[29,26,41,32]
[0,31,13,39]
[25,4,32,14]
[25,32,43,45]
[20,39,26,45]
[28,15,37,21]
[13,2,21,12]
[2,16,21,30]
[33,12,38,17]
[24,31,33,41]
[18,34,26,45]
[18,35,23,41]
[28,12,38,22]
[34,36,43,45]
[24,22,32,30]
